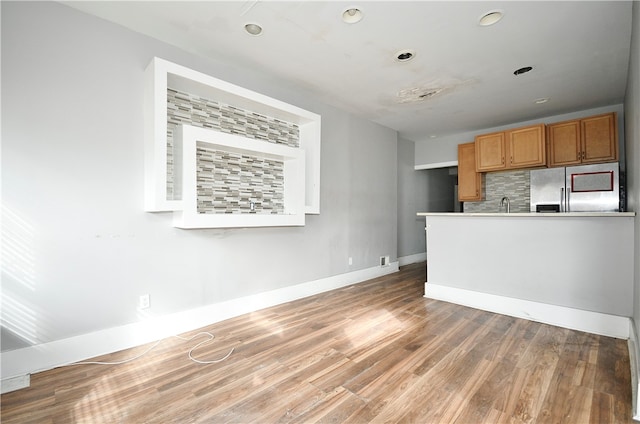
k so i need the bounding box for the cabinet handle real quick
[501,157,504,164]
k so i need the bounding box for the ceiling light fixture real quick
[534,97,549,104]
[514,66,533,76]
[479,10,504,26]
[395,49,415,62]
[342,7,363,24]
[244,23,263,36]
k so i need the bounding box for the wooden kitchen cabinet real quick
[546,120,582,166]
[508,124,546,168]
[547,112,618,167]
[475,131,506,172]
[475,124,545,172]
[581,113,618,163]
[458,142,482,201]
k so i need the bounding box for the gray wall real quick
[426,215,634,317]
[423,168,456,213]
[397,138,428,258]
[625,1,640,354]
[397,138,457,259]
[1,2,397,350]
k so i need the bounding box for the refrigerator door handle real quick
[560,188,565,212]
[566,188,570,212]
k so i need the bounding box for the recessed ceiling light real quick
[342,7,363,24]
[395,49,415,62]
[244,23,263,36]
[534,98,549,104]
[514,66,533,76]
[479,10,504,26]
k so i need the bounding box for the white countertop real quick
[417,212,635,217]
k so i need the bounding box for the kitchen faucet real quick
[500,196,510,213]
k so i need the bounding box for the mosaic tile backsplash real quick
[463,169,530,213]
[196,143,284,215]
[166,87,299,200]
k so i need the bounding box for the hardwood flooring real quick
[1,263,634,423]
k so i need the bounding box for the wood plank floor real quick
[1,262,634,423]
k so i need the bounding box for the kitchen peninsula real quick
[417,211,635,339]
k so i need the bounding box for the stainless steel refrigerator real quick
[530,162,620,212]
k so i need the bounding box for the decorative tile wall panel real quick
[196,145,284,214]
[166,88,299,199]
[172,125,305,228]
[145,57,321,217]
[464,170,530,213]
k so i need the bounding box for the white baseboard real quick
[398,252,426,266]
[0,262,399,393]
[425,283,630,339]
[1,374,30,395]
[629,320,640,421]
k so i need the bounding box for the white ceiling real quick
[64,1,633,142]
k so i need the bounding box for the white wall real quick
[0,1,398,356]
[415,104,626,169]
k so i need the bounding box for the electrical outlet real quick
[139,294,150,309]
[348,257,353,265]
[380,255,390,267]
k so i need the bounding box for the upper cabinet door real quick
[581,113,618,164]
[475,131,506,172]
[547,120,582,167]
[508,124,546,168]
[458,142,482,202]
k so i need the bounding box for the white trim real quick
[172,125,306,228]
[0,262,399,385]
[629,320,640,421]
[1,374,30,395]
[425,283,630,339]
[414,161,457,170]
[398,252,426,266]
[144,57,322,214]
